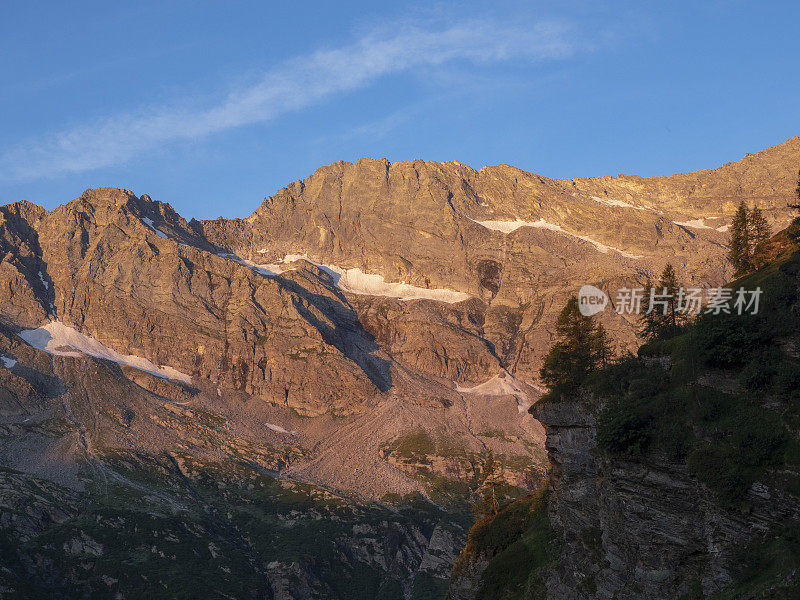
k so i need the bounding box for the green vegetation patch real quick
[594,251,800,509]
[711,524,800,599]
[385,430,437,457]
[450,490,560,600]
[0,452,469,600]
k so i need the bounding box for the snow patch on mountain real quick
[225,252,471,303]
[324,265,470,303]
[472,218,643,259]
[141,217,169,240]
[674,218,712,229]
[674,218,729,232]
[265,423,297,436]
[589,195,652,211]
[456,373,533,413]
[471,218,531,234]
[18,321,191,383]
[1,355,17,369]
[218,253,283,276]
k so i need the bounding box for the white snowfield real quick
[217,253,282,277]
[141,216,169,240]
[322,264,470,303]
[1,355,17,369]
[589,195,653,212]
[456,373,534,413]
[472,218,643,259]
[18,321,192,383]
[265,422,297,436]
[220,252,471,303]
[674,218,711,229]
[673,218,729,232]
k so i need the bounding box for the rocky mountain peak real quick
[1,199,47,223]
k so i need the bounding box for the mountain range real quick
[1,136,798,598]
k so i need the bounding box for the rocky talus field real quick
[0,137,799,598]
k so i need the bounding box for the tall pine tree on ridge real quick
[639,263,684,341]
[729,202,751,277]
[728,201,771,277]
[539,296,611,397]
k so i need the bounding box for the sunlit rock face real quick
[200,136,800,380]
[3,137,799,411]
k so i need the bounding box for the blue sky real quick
[1,1,798,219]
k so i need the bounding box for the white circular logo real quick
[578,285,608,316]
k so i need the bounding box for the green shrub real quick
[787,217,800,241]
[592,250,799,511]
[738,347,781,390]
[686,405,787,507]
[693,313,761,368]
[687,443,752,506]
[730,410,787,468]
[454,490,559,600]
[385,431,436,457]
[721,524,800,598]
[587,357,662,399]
[775,360,800,397]
[688,385,730,423]
[651,416,693,461]
[597,396,652,456]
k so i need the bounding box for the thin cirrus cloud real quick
[1,18,582,181]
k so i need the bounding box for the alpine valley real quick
[1,136,799,599]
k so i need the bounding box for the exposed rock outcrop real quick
[531,396,800,599]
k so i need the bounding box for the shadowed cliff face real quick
[528,395,800,600]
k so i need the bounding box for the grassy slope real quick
[447,490,559,600]
[0,452,458,600]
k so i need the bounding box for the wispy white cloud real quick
[329,100,434,144]
[1,18,581,180]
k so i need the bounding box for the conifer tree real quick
[728,202,772,275]
[637,277,654,336]
[539,296,610,394]
[592,323,613,367]
[638,277,658,340]
[748,206,771,269]
[661,263,681,335]
[797,169,800,207]
[728,201,752,277]
[472,450,501,518]
[791,169,800,211]
[639,264,683,341]
[789,169,800,241]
